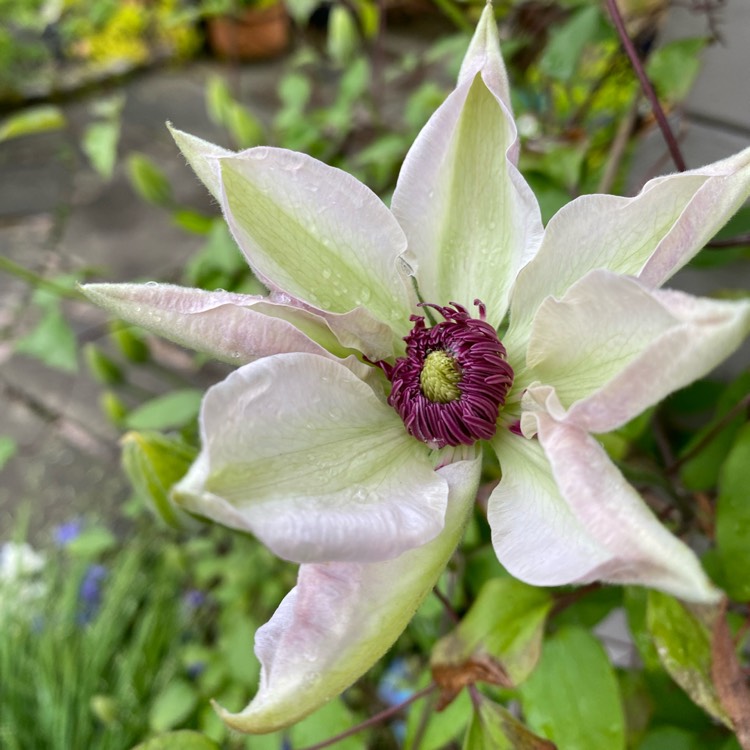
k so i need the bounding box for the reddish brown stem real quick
[604,0,688,172]
[297,684,436,750]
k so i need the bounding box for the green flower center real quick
[419,349,462,403]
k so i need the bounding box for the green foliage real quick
[646,592,730,726]
[127,153,174,208]
[432,577,551,686]
[0,105,66,141]
[538,5,604,81]
[715,422,750,601]
[464,694,554,749]
[14,280,80,372]
[122,431,198,528]
[0,436,17,471]
[132,731,221,750]
[125,390,204,431]
[519,627,626,749]
[647,38,708,104]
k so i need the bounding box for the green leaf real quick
[66,526,117,558]
[680,372,750,491]
[132,730,220,750]
[0,436,18,471]
[82,120,120,179]
[432,578,551,688]
[0,105,66,142]
[132,729,221,750]
[121,431,198,528]
[539,6,603,81]
[100,390,128,427]
[127,153,173,207]
[125,390,203,431]
[519,626,625,750]
[636,726,699,750]
[647,38,708,104]
[327,6,358,66]
[716,422,750,600]
[205,75,234,128]
[172,209,215,235]
[646,591,730,725]
[405,687,471,750]
[15,306,78,372]
[277,71,311,111]
[464,694,555,750]
[83,343,123,385]
[110,322,150,363]
[289,698,361,750]
[185,220,243,286]
[226,103,264,149]
[149,680,199,733]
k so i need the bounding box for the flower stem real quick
[296,684,436,750]
[667,393,750,474]
[433,585,460,624]
[604,0,688,172]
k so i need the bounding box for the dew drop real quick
[352,485,369,503]
[145,280,158,287]
[230,351,241,359]
[322,268,332,280]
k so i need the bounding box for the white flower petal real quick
[507,146,750,349]
[214,456,481,733]
[524,271,750,433]
[168,124,233,202]
[390,8,542,326]
[491,419,720,603]
[489,429,614,586]
[218,149,413,335]
[81,282,361,366]
[174,353,448,563]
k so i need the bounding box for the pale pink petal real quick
[491,419,720,603]
[213,457,481,733]
[390,6,542,326]
[507,146,750,349]
[173,353,448,564]
[489,428,614,586]
[168,124,233,202]
[524,270,750,433]
[217,149,414,339]
[80,283,371,374]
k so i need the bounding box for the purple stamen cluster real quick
[382,301,514,449]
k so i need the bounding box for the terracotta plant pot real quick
[207,4,290,60]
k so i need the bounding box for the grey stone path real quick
[0,5,749,543]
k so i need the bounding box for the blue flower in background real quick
[78,564,107,624]
[53,519,83,547]
[182,588,207,613]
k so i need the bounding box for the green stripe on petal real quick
[392,75,542,328]
[80,283,368,371]
[525,271,750,433]
[490,420,720,603]
[168,124,233,202]
[213,456,481,733]
[507,146,750,349]
[218,150,412,332]
[174,353,449,564]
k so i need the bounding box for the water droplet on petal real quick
[145,280,158,287]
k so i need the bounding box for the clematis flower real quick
[83,5,750,733]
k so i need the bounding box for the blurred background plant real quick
[1,0,750,748]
